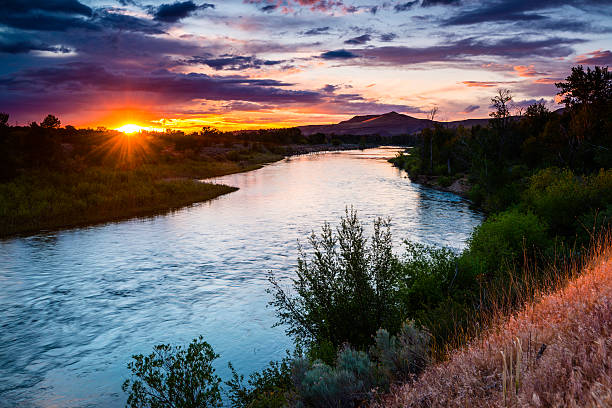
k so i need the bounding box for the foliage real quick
[40,114,61,129]
[291,347,376,408]
[122,336,222,408]
[226,356,294,408]
[464,209,549,277]
[369,321,431,384]
[268,208,403,354]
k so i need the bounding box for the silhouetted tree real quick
[555,65,612,109]
[489,88,512,130]
[0,112,8,127]
[41,114,61,129]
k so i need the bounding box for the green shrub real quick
[463,209,549,277]
[122,336,222,408]
[226,357,293,408]
[268,208,403,354]
[523,167,586,235]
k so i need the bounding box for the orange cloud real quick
[513,65,546,77]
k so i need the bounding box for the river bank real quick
[0,144,369,238]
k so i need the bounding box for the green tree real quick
[122,336,222,408]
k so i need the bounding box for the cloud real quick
[355,37,584,66]
[461,104,480,113]
[422,0,461,7]
[320,49,358,59]
[0,37,72,54]
[0,63,324,110]
[380,33,397,42]
[394,1,419,12]
[513,65,547,77]
[181,55,285,70]
[322,84,339,93]
[344,34,371,45]
[93,9,165,34]
[576,50,612,65]
[302,26,330,35]
[153,1,214,23]
[462,80,517,87]
[2,0,92,16]
[444,0,611,26]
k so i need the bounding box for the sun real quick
[115,124,144,134]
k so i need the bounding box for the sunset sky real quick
[1,0,611,131]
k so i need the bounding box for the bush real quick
[291,347,376,408]
[463,209,549,277]
[268,208,403,354]
[226,357,293,408]
[369,321,431,384]
[122,336,222,408]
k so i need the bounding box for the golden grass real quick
[376,236,612,407]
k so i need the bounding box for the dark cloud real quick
[321,49,358,59]
[422,0,461,6]
[344,34,371,45]
[93,10,165,34]
[182,55,284,70]
[260,4,278,12]
[462,104,480,113]
[0,37,71,54]
[322,84,339,93]
[2,0,92,16]
[303,26,330,35]
[380,33,398,42]
[445,0,611,26]
[356,37,584,65]
[0,63,323,108]
[576,50,612,65]
[153,1,214,23]
[394,1,419,11]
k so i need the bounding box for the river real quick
[0,147,483,407]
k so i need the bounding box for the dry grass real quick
[376,237,612,408]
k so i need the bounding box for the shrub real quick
[369,321,431,384]
[291,347,376,408]
[226,357,293,408]
[523,167,586,235]
[122,336,222,408]
[268,208,403,354]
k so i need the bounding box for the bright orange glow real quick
[115,124,144,133]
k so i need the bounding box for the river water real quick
[0,147,483,407]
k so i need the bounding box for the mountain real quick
[298,111,490,137]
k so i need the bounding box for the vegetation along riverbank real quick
[121,65,612,408]
[0,121,380,237]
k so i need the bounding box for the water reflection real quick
[0,147,483,407]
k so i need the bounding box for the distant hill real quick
[298,111,490,137]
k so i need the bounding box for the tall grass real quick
[375,232,612,407]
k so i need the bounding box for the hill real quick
[376,240,612,408]
[298,111,490,136]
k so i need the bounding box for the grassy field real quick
[0,153,281,237]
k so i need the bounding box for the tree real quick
[268,208,402,356]
[0,112,8,127]
[555,65,612,109]
[122,336,222,408]
[41,114,61,129]
[489,88,512,130]
[428,106,439,172]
